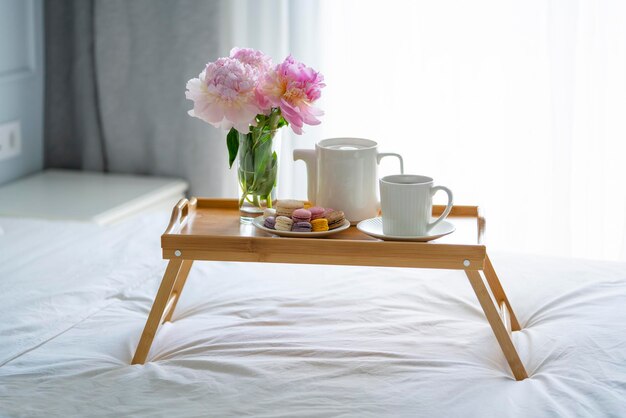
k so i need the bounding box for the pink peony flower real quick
[258,55,325,134]
[186,49,324,135]
[186,57,263,133]
[229,47,272,78]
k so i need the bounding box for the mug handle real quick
[377,153,404,174]
[428,186,454,232]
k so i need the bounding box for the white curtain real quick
[229,0,626,261]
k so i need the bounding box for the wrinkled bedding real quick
[0,212,625,417]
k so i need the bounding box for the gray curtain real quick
[44,0,236,196]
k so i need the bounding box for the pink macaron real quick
[308,206,325,220]
[291,208,312,223]
[322,208,335,218]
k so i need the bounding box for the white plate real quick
[356,217,455,242]
[252,216,351,238]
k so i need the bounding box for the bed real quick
[1,210,625,417]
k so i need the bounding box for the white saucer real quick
[252,216,351,238]
[356,217,455,242]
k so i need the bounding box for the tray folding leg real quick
[483,255,521,331]
[465,260,528,381]
[163,260,193,323]
[131,259,193,365]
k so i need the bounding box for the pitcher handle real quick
[377,153,404,174]
[427,186,453,232]
[293,149,318,203]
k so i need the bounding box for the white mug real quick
[379,175,454,236]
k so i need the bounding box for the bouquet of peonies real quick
[186,48,325,216]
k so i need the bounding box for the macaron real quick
[263,208,276,219]
[292,221,312,232]
[308,206,325,220]
[263,216,276,229]
[325,210,346,230]
[311,218,329,232]
[276,199,304,218]
[291,208,312,223]
[303,201,313,209]
[322,208,335,218]
[274,216,294,231]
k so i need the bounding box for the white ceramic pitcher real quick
[293,138,404,223]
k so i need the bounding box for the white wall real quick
[0,0,44,185]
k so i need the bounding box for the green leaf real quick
[270,151,278,187]
[226,128,239,168]
[257,130,274,146]
[254,139,271,177]
[277,116,288,128]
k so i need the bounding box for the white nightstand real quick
[0,169,188,224]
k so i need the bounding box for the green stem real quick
[268,108,280,131]
[236,119,279,210]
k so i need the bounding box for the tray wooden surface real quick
[161,198,487,270]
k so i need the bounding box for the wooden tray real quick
[160,198,487,270]
[132,197,528,381]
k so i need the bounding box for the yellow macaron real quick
[311,218,329,232]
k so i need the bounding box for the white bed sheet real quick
[0,213,166,366]
[0,213,625,417]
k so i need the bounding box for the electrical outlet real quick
[0,121,22,161]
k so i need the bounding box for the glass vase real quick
[237,129,279,223]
